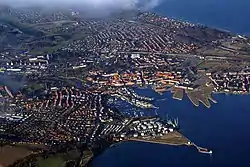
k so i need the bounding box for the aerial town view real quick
[0,0,250,166]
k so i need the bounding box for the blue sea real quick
[154,0,250,35]
[90,1,250,166]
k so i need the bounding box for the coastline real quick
[153,0,250,36]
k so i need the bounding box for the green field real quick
[37,156,65,167]
[197,61,222,69]
[36,150,81,167]
[0,16,44,36]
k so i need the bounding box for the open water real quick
[154,0,250,35]
[90,1,250,166]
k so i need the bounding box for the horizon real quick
[0,0,163,17]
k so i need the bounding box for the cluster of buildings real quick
[1,6,71,24]
[1,6,229,58]
[137,12,195,29]
[208,71,250,93]
[65,13,200,54]
[101,117,177,141]
[87,69,182,90]
[0,88,113,144]
[0,86,178,148]
[0,52,50,74]
[86,53,195,91]
[0,85,21,113]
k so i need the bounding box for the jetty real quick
[172,88,184,100]
[192,143,213,154]
[186,87,217,108]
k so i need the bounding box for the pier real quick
[193,143,213,154]
[177,132,213,155]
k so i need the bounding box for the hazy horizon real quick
[0,0,163,16]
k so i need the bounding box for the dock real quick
[172,88,184,100]
[193,143,213,154]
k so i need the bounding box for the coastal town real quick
[0,84,192,166]
[0,4,250,167]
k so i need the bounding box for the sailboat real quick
[167,117,179,128]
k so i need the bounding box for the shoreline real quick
[125,131,211,154]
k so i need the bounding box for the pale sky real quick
[0,0,163,17]
[0,0,162,10]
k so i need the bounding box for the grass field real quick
[36,150,81,167]
[36,156,65,167]
[0,145,33,167]
[197,60,223,69]
[129,131,190,146]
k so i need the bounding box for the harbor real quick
[111,88,157,109]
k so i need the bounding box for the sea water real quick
[154,0,250,35]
